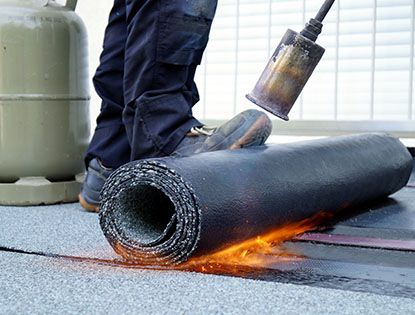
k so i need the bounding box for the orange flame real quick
[182,212,332,272]
[86,212,333,275]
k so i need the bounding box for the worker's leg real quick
[84,0,131,169]
[122,0,218,161]
[80,0,217,212]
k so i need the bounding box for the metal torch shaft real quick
[315,0,336,22]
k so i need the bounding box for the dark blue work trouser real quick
[85,0,218,168]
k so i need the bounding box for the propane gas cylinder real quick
[0,0,90,205]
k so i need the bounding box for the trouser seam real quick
[137,101,162,152]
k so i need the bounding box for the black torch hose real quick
[315,0,336,22]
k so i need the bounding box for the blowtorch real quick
[246,0,336,121]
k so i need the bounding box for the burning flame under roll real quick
[54,212,333,276]
[181,212,332,272]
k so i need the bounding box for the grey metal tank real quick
[0,0,90,205]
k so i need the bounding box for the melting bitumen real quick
[3,251,415,315]
[1,187,415,305]
[1,244,415,299]
[2,184,415,299]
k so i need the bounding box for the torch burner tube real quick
[246,0,335,120]
[246,30,325,121]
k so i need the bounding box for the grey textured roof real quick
[2,249,415,315]
[3,152,415,313]
[1,198,415,314]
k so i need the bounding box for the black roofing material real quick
[99,133,412,265]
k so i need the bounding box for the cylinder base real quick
[0,174,85,206]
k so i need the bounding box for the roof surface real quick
[1,162,415,314]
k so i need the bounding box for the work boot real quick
[171,109,272,157]
[78,158,114,213]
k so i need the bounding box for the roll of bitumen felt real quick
[99,133,412,265]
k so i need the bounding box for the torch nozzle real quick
[246,0,336,120]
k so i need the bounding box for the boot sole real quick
[78,193,100,213]
[229,114,272,150]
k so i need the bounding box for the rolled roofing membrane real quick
[99,133,412,265]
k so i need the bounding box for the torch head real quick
[246,29,325,121]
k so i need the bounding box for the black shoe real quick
[78,158,113,212]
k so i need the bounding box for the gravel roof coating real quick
[2,194,415,313]
[0,203,118,260]
[2,251,415,315]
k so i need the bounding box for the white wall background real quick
[69,0,415,130]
